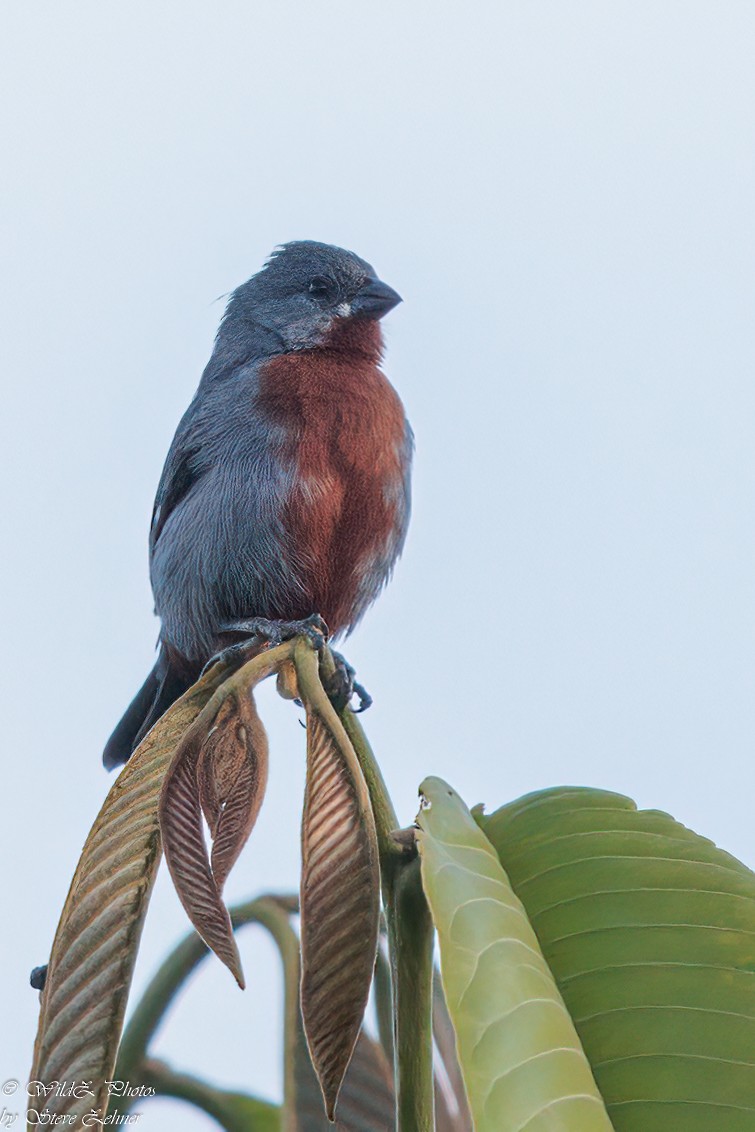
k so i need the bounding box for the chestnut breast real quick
[256,320,409,635]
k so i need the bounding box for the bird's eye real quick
[308,276,334,298]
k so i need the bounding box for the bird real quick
[103,241,412,770]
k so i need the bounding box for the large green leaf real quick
[417,777,614,1132]
[478,786,755,1131]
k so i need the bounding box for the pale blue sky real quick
[3,3,755,1128]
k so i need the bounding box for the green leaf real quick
[478,786,755,1132]
[417,776,614,1132]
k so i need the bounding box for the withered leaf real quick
[202,690,269,893]
[159,701,245,988]
[299,710,381,1120]
[196,702,229,837]
[295,1022,395,1130]
[29,673,223,1122]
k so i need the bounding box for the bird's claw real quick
[350,679,373,713]
[323,651,372,713]
[202,614,330,677]
[233,613,329,650]
[200,638,260,678]
[202,618,372,713]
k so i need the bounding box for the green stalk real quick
[114,896,299,1123]
[138,1060,281,1132]
[386,852,435,1132]
[373,939,395,1067]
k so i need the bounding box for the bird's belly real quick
[256,345,409,636]
[284,459,402,635]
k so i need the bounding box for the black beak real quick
[351,277,402,320]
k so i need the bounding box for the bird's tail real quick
[102,649,193,770]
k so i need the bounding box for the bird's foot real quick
[224,613,329,650]
[323,650,373,714]
[201,614,329,677]
[201,618,371,712]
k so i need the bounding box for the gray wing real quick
[149,427,203,554]
[147,368,302,661]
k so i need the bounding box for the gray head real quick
[221,241,401,352]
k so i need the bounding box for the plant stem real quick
[386,851,435,1132]
[139,1059,281,1132]
[373,938,395,1067]
[114,896,299,1119]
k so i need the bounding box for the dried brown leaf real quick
[295,1023,395,1131]
[299,710,381,1120]
[198,694,263,836]
[207,691,268,893]
[333,1032,395,1131]
[29,675,222,1122]
[159,704,244,988]
[196,703,227,836]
